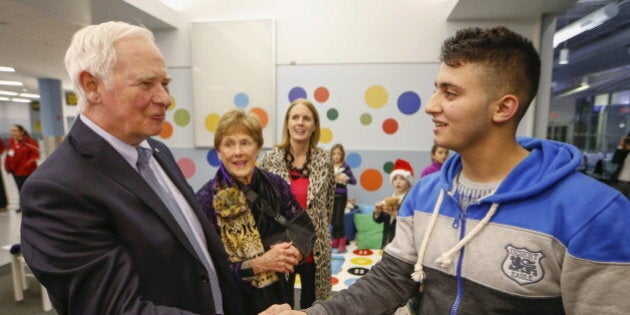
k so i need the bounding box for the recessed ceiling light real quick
[0,90,18,96]
[11,98,32,103]
[0,66,15,72]
[19,93,40,99]
[0,80,23,86]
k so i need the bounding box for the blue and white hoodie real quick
[307,138,630,315]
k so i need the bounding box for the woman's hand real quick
[252,242,300,274]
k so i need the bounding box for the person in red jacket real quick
[4,124,39,195]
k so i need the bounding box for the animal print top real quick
[259,147,335,301]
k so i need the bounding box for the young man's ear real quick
[79,71,101,104]
[492,94,520,123]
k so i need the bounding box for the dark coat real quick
[20,118,243,314]
[610,148,629,182]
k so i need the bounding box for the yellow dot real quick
[320,127,333,144]
[168,96,176,110]
[205,113,221,132]
[350,257,373,266]
[365,85,388,109]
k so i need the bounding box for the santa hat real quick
[390,159,414,185]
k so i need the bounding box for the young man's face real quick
[425,62,496,153]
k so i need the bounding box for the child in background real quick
[330,144,356,253]
[420,145,449,178]
[373,159,413,249]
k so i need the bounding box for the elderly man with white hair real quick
[20,21,247,314]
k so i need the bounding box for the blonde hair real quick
[331,143,346,161]
[277,98,321,149]
[214,109,263,149]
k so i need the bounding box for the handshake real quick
[258,304,303,315]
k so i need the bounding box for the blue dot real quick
[346,152,362,168]
[234,93,249,108]
[344,278,358,287]
[397,91,421,115]
[206,149,220,166]
[288,87,307,102]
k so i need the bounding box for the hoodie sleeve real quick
[305,253,417,315]
[560,193,630,314]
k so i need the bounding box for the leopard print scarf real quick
[212,165,278,288]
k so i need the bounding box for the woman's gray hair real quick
[64,21,154,112]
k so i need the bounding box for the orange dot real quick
[360,169,383,192]
[382,118,398,134]
[160,121,173,139]
[314,87,330,103]
[249,107,269,128]
[331,277,339,285]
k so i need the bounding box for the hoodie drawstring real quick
[410,189,444,282]
[435,202,499,267]
[410,190,500,281]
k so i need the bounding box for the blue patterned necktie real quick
[136,146,223,313]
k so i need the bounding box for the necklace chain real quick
[285,149,311,179]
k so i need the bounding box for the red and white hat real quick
[390,159,414,185]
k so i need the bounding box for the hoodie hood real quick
[439,137,582,204]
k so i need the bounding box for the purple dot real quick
[206,149,220,167]
[288,87,307,102]
[397,91,421,115]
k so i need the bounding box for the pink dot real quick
[177,158,196,179]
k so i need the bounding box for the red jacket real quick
[4,137,39,176]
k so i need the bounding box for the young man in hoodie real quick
[263,26,630,315]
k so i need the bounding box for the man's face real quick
[425,62,496,153]
[95,36,171,145]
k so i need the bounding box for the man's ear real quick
[79,71,101,104]
[492,94,520,123]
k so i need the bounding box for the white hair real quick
[64,21,155,112]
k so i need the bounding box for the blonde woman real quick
[260,98,334,308]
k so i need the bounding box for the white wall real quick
[154,0,542,66]
[0,102,32,136]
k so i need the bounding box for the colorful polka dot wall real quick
[160,64,439,205]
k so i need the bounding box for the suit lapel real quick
[69,119,202,264]
[148,141,232,266]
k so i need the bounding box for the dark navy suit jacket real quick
[20,118,243,314]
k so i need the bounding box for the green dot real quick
[327,108,339,121]
[360,113,372,125]
[174,109,191,127]
[383,161,394,173]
